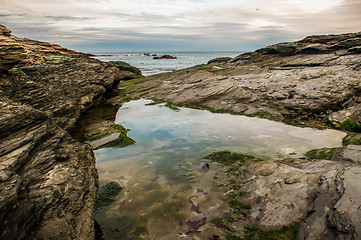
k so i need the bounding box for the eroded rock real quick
[123,31,361,128]
[0,25,140,239]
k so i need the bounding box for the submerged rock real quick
[0,25,140,239]
[95,182,123,209]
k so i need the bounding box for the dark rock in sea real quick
[153,54,177,59]
[0,25,141,240]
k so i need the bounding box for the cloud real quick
[0,0,360,52]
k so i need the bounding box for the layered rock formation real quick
[124,31,361,128]
[0,25,140,239]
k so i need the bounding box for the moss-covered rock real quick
[85,121,135,149]
[339,119,361,133]
[305,147,335,160]
[343,133,361,146]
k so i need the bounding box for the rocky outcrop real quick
[204,150,361,240]
[153,54,177,59]
[108,61,142,78]
[207,57,232,64]
[0,25,140,239]
[123,31,361,128]
[116,32,361,239]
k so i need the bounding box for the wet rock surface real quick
[0,25,140,240]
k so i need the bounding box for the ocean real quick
[93,51,241,76]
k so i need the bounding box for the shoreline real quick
[1,22,361,239]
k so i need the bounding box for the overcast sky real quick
[0,0,360,52]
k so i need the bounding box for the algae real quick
[339,119,361,132]
[342,132,361,146]
[248,111,283,121]
[241,223,299,240]
[204,151,261,166]
[95,182,123,209]
[305,147,335,160]
[148,98,180,111]
[86,121,136,148]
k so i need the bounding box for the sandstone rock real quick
[0,25,140,239]
[109,61,142,77]
[0,24,11,36]
[207,57,232,64]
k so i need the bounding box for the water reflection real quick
[95,99,345,239]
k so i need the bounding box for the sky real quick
[0,0,360,53]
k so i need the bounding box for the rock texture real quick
[118,32,361,239]
[124,31,361,128]
[204,150,361,240]
[0,25,140,239]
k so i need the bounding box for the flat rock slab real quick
[342,145,361,164]
[89,133,120,149]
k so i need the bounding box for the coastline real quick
[1,22,361,239]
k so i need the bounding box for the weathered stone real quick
[0,25,140,239]
[207,57,232,64]
[123,31,361,127]
[328,167,361,240]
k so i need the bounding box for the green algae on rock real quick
[85,121,135,149]
[343,133,361,146]
[204,151,263,165]
[305,147,336,160]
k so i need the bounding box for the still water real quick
[95,99,345,239]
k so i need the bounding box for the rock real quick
[334,145,361,164]
[108,61,142,77]
[89,133,121,149]
[84,121,135,149]
[0,24,11,36]
[153,54,177,59]
[123,31,361,127]
[0,25,140,239]
[207,57,232,64]
[328,167,361,239]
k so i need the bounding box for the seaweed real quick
[95,182,123,209]
[305,148,335,160]
[204,151,261,166]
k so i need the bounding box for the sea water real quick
[93,51,240,76]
